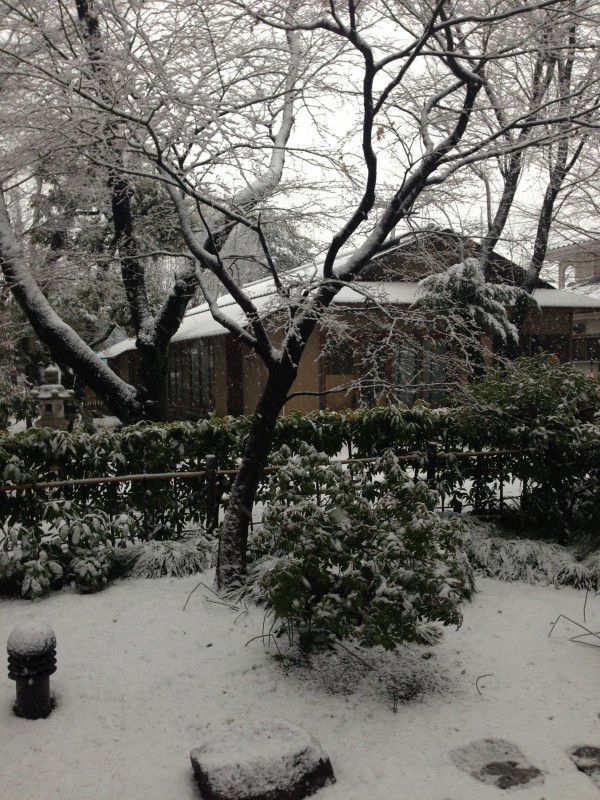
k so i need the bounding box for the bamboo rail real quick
[0,448,531,493]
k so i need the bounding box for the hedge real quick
[0,356,599,540]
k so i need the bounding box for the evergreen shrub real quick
[247,445,473,651]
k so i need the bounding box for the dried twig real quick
[548,614,600,648]
[475,673,494,695]
[182,579,238,612]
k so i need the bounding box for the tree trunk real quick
[216,366,296,589]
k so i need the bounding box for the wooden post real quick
[205,454,219,534]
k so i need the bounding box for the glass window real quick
[393,342,418,404]
[325,340,355,375]
[199,340,215,410]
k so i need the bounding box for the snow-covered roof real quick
[530,288,600,308]
[100,266,600,359]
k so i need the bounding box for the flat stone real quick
[451,738,543,790]
[190,719,335,800]
[569,745,600,790]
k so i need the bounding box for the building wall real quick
[101,304,600,420]
[213,338,228,417]
[239,327,323,415]
[284,328,322,414]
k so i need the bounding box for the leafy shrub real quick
[0,379,37,431]
[125,533,214,578]
[458,356,600,536]
[21,550,64,600]
[0,506,135,599]
[0,501,215,598]
[248,445,473,652]
[70,551,112,593]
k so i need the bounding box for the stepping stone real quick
[451,738,543,790]
[569,745,600,790]
[190,719,335,800]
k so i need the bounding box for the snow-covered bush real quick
[248,445,473,652]
[0,506,135,598]
[70,551,112,593]
[463,519,600,590]
[124,533,214,578]
[459,355,600,537]
[0,379,37,431]
[415,258,530,361]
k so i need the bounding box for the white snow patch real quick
[2,575,600,799]
[92,416,122,431]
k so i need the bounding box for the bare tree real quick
[468,9,600,332]
[0,0,305,420]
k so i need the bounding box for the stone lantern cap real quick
[7,620,57,680]
[32,364,74,400]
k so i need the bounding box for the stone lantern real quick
[32,364,74,430]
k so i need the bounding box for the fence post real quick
[426,442,437,489]
[205,454,219,534]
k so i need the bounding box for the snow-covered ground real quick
[1,575,599,800]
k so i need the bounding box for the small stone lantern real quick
[7,621,57,719]
[32,364,73,430]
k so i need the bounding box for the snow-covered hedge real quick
[246,445,474,652]
[0,355,599,541]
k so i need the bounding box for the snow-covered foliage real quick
[70,551,112,594]
[124,533,214,579]
[463,519,600,590]
[0,377,37,431]
[460,355,600,536]
[247,445,474,652]
[0,506,134,598]
[415,257,531,355]
[0,497,215,598]
[463,520,572,584]
[1,355,599,585]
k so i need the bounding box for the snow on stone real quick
[451,737,543,790]
[7,620,56,656]
[190,718,335,800]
